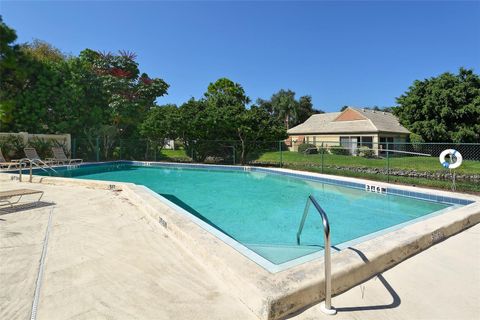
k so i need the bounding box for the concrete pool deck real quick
[1,179,479,319]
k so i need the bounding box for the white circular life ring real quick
[439,149,462,169]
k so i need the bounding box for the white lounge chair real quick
[48,147,82,165]
[23,147,56,166]
[0,189,44,208]
[0,148,22,170]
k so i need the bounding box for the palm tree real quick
[271,89,298,130]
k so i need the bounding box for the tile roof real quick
[287,107,410,135]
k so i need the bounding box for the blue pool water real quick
[40,164,452,265]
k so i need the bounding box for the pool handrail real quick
[18,158,57,182]
[296,194,336,315]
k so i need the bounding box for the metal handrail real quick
[18,158,57,182]
[296,194,336,315]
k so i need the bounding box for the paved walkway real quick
[0,181,256,320]
[1,180,479,320]
[290,223,480,320]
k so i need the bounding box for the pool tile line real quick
[4,160,473,206]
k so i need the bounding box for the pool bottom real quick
[144,184,461,272]
[11,161,469,269]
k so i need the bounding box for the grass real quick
[159,149,191,160]
[255,151,480,174]
[284,164,480,193]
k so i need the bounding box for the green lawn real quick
[159,149,191,161]
[283,164,480,193]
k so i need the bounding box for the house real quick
[286,107,410,154]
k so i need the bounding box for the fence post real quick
[119,140,122,160]
[72,138,76,159]
[146,140,149,161]
[321,142,324,174]
[95,136,100,162]
[386,142,390,183]
[154,141,157,162]
[279,141,283,168]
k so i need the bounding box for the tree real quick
[177,78,286,164]
[271,89,297,129]
[256,90,323,129]
[177,98,211,161]
[177,79,250,161]
[0,19,170,159]
[0,16,23,128]
[340,105,394,112]
[79,49,169,138]
[140,104,179,151]
[204,77,250,108]
[235,106,286,164]
[22,39,66,63]
[297,95,324,124]
[394,68,480,143]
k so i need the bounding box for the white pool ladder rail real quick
[296,194,337,315]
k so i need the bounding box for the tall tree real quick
[79,49,169,138]
[178,78,286,163]
[271,89,297,130]
[257,90,323,129]
[140,104,180,150]
[235,106,286,164]
[0,20,170,158]
[0,16,23,128]
[297,95,324,124]
[204,77,250,108]
[394,68,480,143]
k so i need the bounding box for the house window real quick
[379,137,394,153]
[313,136,316,145]
[360,136,373,148]
[306,136,309,143]
[340,136,359,154]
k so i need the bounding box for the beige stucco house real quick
[286,107,410,153]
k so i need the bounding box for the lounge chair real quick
[48,147,82,165]
[23,147,56,166]
[0,189,44,208]
[0,148,22,170]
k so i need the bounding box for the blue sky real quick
[1,1,479,112]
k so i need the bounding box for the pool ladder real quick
[297,194,337,315]
[18,158,58,182]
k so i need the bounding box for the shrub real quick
[356,146,375,158]
[0,135,26,160]
[410,133,425,152]
[329,146,351,155]
[298,143,318,154]
[28,138,53,159]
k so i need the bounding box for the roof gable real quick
[333,108,367,121]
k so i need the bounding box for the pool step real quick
[244,243,322,265]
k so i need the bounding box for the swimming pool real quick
[33,162,467,267]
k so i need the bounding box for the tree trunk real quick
[241,139,246,165]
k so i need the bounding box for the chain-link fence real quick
[3,135,478,193]
[67,138,480,193]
